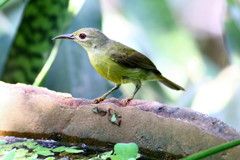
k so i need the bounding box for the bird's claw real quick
[120,98,132,106]
[93,97,105,104]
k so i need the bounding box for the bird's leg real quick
[93,84,121,103]
[121,80,142,105]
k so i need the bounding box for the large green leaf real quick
[224,0,240,59]
[2,0,72,83]
[0,0,27,77]
[0,0,10,8]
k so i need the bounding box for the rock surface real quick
[0,81,239,159]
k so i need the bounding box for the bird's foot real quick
[92,97,105,104]
[120,98,132,106]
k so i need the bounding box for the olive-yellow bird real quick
[53,28,184,104]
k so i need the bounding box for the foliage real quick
[110,143,140,160]
[88,142,140,160]
[0,140,7,145]
[1,0,72,84]
[0,139,141,160]
[0,0,10,8]
[1,149,16,160]
[1,138,240,160]
[225,0,240,58]
[0,140,84,159]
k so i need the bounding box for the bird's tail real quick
[158,76,185,91]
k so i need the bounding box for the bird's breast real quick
[87,51,133,84]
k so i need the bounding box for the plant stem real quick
[181,139,240,160]
[33,40,60,86]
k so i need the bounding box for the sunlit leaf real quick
[15,148,28,157]
[110,114,117,123]
[33,146,54,156]
[0,0,10,8]
[44,157,55,160]
[225,0,240,57]
[52,146,84,153]
[113,143,139,159]
[110,155,124,160]
[51,146,68,152]
[2,0,72,84]
[0,140,7,145]
[1,149,16,160]
[99,151,113,159]
[65,147,84,153]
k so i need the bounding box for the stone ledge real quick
[0,81,239,159]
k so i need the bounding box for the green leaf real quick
[24,140,38,149]
[5,140,38,150]
[0,144,13,154]
[111,114,117,122]
[113,143,139,159]
[2,148,16,160]
[110,155,124,160]
[0,0,10,8]
[33,146,54,156]
[44,157,55,160]
[225,20,240,56]
[108,109,121,126]
[92,107,99,113]
[51,146,68,152]
[65,147,84,153]
[14,148,28,158]
[0,140,7,145]
[100,151,113,159]
[51,146,83,153]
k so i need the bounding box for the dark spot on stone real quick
[191,116,196,121]
[157,107,165,112]
[212,121,217,125]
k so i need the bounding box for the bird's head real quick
[52,28,109,50]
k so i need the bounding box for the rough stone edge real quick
[1,81,240,142]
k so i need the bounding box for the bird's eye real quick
[79,33,86,39]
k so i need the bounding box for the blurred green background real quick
[0,0,240,131]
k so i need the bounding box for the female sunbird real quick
[53,28,184,104]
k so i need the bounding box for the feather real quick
[110,44,161,75]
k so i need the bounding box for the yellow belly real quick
[88,53,158,84]
[92,60,136,84]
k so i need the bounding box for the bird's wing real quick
[110,46,161,74]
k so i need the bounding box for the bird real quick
[53,28,184,104]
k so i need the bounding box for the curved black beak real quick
[52,34,75,40]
